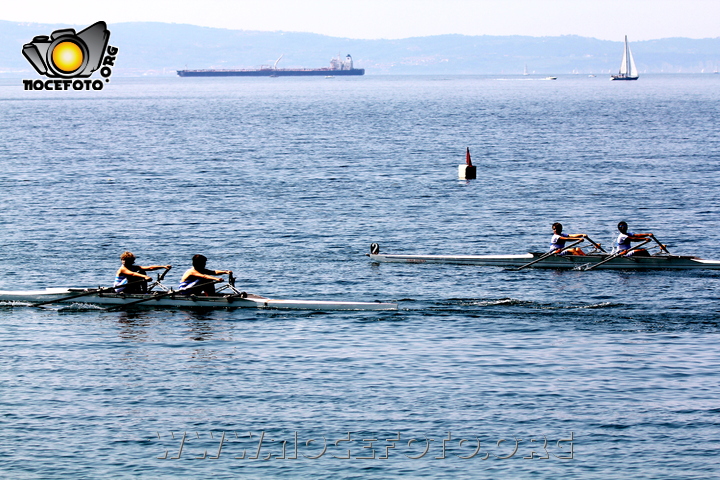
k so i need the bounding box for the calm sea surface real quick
[1,74,719,478]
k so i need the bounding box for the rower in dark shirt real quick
[178,254,232,296]
[114,251,171,293]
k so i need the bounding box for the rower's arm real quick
[118,266,151,279]
[559,234,586,241]
[197,273,222,281]
[180,268,221,282]
[140,265,172,271]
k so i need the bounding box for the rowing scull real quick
[367,245,720,270]
[0,288,398,311]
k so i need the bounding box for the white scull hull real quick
[368,252,720,270]
[0,289,398,311]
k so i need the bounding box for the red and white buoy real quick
[458,147,476,179]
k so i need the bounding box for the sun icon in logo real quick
[51,41,85,73]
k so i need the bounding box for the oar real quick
[147,266,172,292]
[584,235,606,253]
[31,278,150,307]
[650,235,670,254]
[510,239,585,271]
[582,238,651,271]
[104,279,222,311]
[157,266,172,282]
[222,273,248,299]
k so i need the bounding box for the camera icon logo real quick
[22,21,110,78]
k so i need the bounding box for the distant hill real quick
[2,20,719,76]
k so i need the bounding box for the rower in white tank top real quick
[614,221,653,256]
[550,223,587,255]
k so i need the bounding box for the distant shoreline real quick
[2,21,718,75]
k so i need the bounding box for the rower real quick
[614,221,652,256]
[550,223,587,255]
[114,251,171,293]
[178,254,232,296]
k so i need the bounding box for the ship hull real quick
[177,69,365,77]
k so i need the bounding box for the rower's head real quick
[120,251,135,265]
[618,221,628,233]
[192,254,207,269]
[552,222,563,234]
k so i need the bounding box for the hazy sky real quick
[3,0,719,41]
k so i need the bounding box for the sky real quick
[2,0,719,41]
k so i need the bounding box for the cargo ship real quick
[177,54,364,77]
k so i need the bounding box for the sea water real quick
[0,74,719,478]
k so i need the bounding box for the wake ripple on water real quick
[437,297,620,310]
[0,300,107,312]
[56,302,106,312]
[0,301,34,308]
[452,297,530,307]
[539,301,621,310]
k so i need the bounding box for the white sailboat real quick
[611,35,639,81]
[523,64,529,76]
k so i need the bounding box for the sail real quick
[627,46,638,77]
[615,36,638,79]
[619,43,628,74]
